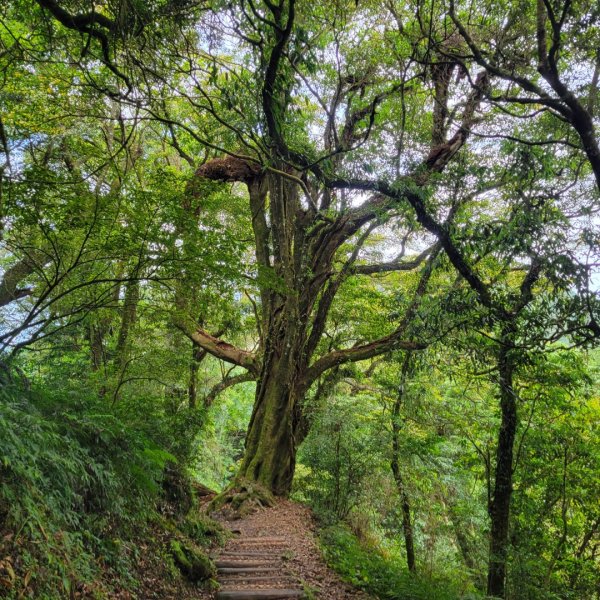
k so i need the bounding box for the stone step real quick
[218,567,281,575]
[233,537,287,544]
[219,575,298,584]
[216,590,305,600]
[217,552,285,558]
[216,561,275,568]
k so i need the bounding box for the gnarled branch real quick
[305,243,442,384]
[0,259,37,307]
[305,335,425,384]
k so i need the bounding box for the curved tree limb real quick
[35,0,132,93]
[353,245,435,275]
[305,336,425,383]
[305,243,442,384]
[449,0,600,192]
[0,259,36,307]
[36,0,115,31]
[204,371,256,407]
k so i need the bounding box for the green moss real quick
[180,513,229,546]
[168,539,216,582]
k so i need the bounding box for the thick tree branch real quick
[448,1,560,109]
[326,71,503,314]
[588,49,600,117]
[185,328,259,375]
[36,0,115,31]
[330,176,497,313]
[512,256,543,315]
[304,222,378,362]
[305,244,441,383]
[305,336,425,383]
[449,0,600,192]
[36,0,131,92]
[261,0,298,161]
[0,259,36,307]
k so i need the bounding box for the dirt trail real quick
[211,500,371,600]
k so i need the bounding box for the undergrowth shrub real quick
[294,397,383,523]
[0,383,175,598]
[320,524,483,600]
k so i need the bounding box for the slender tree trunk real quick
[391,354,417,572]
[188,344,208,409]
[487,345,517,598]
[188,343,199,408]
[392,460,417,573]
[115,278,139,371]
[89,323,104,371]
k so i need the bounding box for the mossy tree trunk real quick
[487,344,517,598]
[235,171,314,496]
[237,356,301,495]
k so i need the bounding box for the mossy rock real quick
[169,539,216,582]
[208,478,274,518]
[180,513,229,546]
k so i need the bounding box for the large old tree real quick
[170,1,494,496]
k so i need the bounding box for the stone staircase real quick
[213,535,306,600]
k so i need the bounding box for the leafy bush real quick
[0,383,175,598]
[320,524,483,600]
[295,396,385,522]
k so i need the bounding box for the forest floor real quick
[119,499,370,600]
[209,499,372,600]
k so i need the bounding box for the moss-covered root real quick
[208,478,275,519]
[169,539,216,582]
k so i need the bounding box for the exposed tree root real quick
[208,479,275,519]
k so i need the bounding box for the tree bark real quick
[487,344,517,598]
[234,169,309,496]
[115,278,140,371]
[237,359,300,496]
[89,323,105,371]
[392,461,416,573]
[390,354,417,572]
[188,343,207,408]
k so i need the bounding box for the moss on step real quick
[169,539,216,582]
[180,512,230,546]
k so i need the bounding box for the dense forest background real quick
[0,0,599,599]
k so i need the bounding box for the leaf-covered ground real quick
[213,499,372,599]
